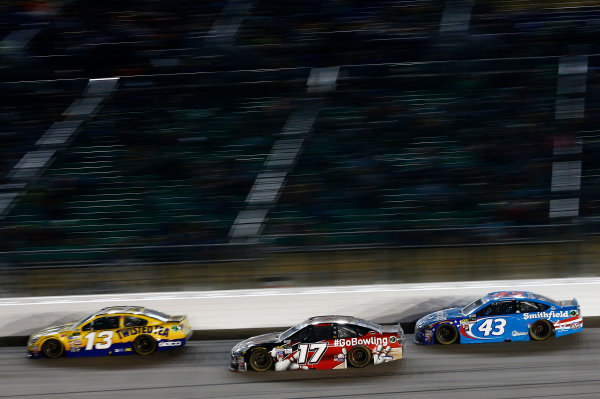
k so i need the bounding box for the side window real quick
[288,326,311,343]
[476,301,516,317]
[352,325,372,337]
[476,304,494,317]
[124,316,148,327]
[494,301,517,315]
[337,324,372,338]
[91,316,121,330]
[537,303,549,311]
[289,325,334,342]
[81,323,92,331]
[337,324,358,339]
[519,301,549,313]
[310,324,334,342]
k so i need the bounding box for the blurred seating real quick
[264,61,558,244]
[2,76,302,255]
[2,0,600,264]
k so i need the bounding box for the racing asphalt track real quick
[1,331,599,399]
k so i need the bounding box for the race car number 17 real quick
[297,343,327,364]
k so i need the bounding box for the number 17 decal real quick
[297,343,327,364]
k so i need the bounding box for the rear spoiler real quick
[560,299,578,307]
[168,315,187,322]
[381,322,404,335]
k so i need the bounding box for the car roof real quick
[485,291,558,304]
[90,306,171,320]
[305,315,382,332]
[94,306,146,315]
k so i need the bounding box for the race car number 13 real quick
[84,331,114,350]
[477,319,506,336]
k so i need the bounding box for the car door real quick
[77,315,121,356]
[288,324,334,368]
[467,300,517,342]
[513,300,550,340]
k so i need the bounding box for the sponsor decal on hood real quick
[231,332,281,354]
[31,323,76,338]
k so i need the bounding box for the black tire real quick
[248,348,273,372]
[42,339,64,359]
[529,319,553,341]
[133,335,156,355]
[347,345,372,368]
[435,324,459,345]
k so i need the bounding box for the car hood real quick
[30,323,76,340]
[231,332,281,355]
[416,307,463,328]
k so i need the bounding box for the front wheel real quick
[42,339,64,359]
[529,319,553,341]
[347,345,372,368]
[435,324,459,345]
[248,348,273,372]
[133,335,156,355]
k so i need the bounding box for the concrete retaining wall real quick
[1,277,598,340]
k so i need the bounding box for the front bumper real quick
[230,354,247,371]
[27,348,41,358]
[413,327,434,345]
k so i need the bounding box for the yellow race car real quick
[27,306,193,358]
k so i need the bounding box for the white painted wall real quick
[1,277,598,337]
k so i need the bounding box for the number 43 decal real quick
[477,319,506,336]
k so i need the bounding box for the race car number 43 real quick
[477,319,506,336]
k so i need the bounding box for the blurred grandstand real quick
[1,0,600,295]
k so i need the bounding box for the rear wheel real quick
[248,348,273,372]
[347,345,372,368]
[529,319,553,341]
[42,339,64,359]
[133,335,156,355]
[435,324,459,345]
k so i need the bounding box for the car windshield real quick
[73,313,95,329]
[279,321,308,340]
[462,298,485,315]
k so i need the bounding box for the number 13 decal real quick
[84,331,114,350]
[477,318,507,336]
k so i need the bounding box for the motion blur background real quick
[1,0,599,297]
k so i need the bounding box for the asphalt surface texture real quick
[1,330,598,399]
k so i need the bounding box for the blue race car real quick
[414,291,582,345]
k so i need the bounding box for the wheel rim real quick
[251,352,270,369]
[437,325,457,344]
[43,340,62,358]
[351,350,365,363]
[349,347,370,367]
[135,336,154,354]
[532,320,550,339]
